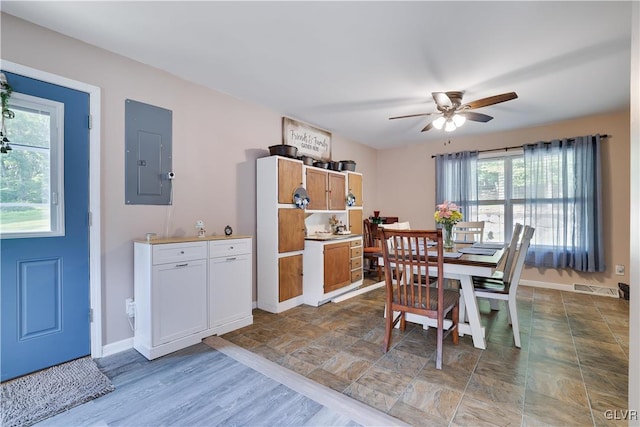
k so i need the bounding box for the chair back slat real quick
[502,223,523,282]
[506,225,535,289]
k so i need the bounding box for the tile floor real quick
[221,277,629,426]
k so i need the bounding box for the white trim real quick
[1,60,103,358]
[101,338,134,358]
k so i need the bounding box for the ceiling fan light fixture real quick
[432,116,446,130]
[444,119,456,132]
[452,114,466,127]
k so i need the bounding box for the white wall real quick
[0,13,379,346]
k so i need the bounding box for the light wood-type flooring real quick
[222,277,630,426]
[35,339,401,426]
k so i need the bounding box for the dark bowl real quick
[313,161,329,169]
[298,155,314,165]
[269,144,298,158]
[329,161,341,171]
[339,160,356,171]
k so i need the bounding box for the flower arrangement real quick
[434,201,463,248]
[434,201,463,226]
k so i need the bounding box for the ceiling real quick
[2,1,632,149]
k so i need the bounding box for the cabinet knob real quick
[229,246,234,250]
[180,250,185,254]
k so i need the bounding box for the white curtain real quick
[523,135,605,272]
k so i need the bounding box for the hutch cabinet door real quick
[323,241,351,293]
[278,158,303,204]
[278,208,305,252]
[348,173,363,207]
[306,168,328,210]
[279,254,303,302]
[349,209,363,235]
[328,172,346,210]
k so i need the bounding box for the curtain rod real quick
[430,134,609,158]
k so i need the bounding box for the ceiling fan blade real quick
[460,112,494,122]
[421,122,434,132]
[432,92,453,109]
[462,92,518,110]
[389,112,438,120]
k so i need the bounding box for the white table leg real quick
[457,274,486,349]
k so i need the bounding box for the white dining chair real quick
[379,221,411,230]
[472,225,535,348]
[452,221,485,243]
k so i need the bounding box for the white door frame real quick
[2,60,103,357]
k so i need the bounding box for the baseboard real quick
[331,280,385,303]
[520,280,619,298]
[520,280,573,292]
[101,337,134,357]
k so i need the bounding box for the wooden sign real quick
[282,117,331,161]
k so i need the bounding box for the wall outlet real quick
[615,264,625,276]
[125,298,136,317]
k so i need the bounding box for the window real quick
[0,93,64,238]
[472,151,524,243]
[437,135,604,272]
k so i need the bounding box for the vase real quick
[443,223,454,249]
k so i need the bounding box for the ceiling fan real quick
[389,91,518,132]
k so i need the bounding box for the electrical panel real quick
[125,99,172,205]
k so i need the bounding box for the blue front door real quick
[1,72,90,381]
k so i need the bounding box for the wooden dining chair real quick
[363,219,383,281]
[381,228,459,369]
[452,221,485,243]
[472,225,535,348]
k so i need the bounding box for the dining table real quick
[379,241,506,350]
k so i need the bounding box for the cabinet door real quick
[323,241,351,293]
[278,208,305,252]
[306,168,328,210]
[279,254,303,302]
[348,173,363,207]
[328,172,346,210]
[210,254,251,328]
[349,209,363,235]
[151,260,207,346]
[278,158,303,204]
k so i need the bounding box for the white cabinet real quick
[134,236,253,360]
[303,236,364,307]
[256,156,306,313]
[151,260,208,345]
[209,239,253,334]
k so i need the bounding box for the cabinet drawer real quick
[350,247,363,258]
[351,269,363,283]
[152,242,207,265]
[210,238,251,257]
[351,257,362,269]
[350,239,362,247]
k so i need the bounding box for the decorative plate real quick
[293,186,310,209]
[346,192,356,207]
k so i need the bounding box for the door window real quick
[0,93,64,238]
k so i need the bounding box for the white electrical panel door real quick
[151,260,207,346]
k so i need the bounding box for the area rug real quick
[1,357,114,427]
